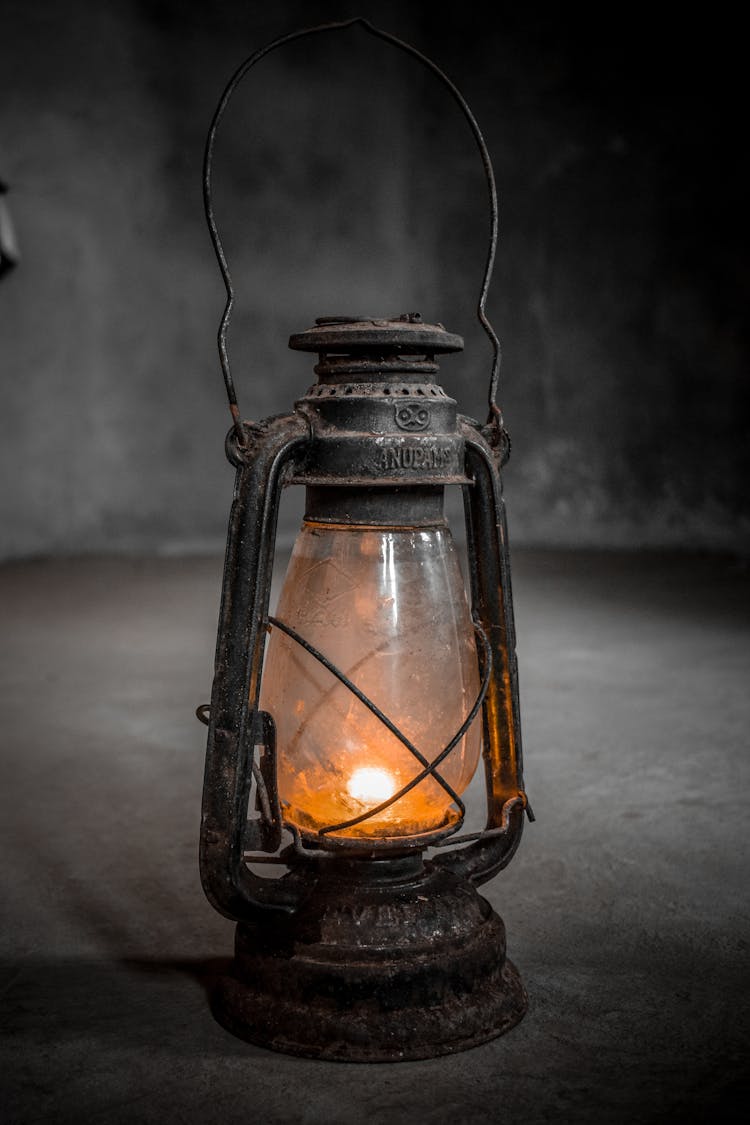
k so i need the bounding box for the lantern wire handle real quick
[203,17,502,448]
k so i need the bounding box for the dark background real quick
[1,5,749,1124]
[1,0,747,559]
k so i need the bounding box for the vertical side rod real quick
[200,416,309,919]
[435,421,525,885]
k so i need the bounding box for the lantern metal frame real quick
[197,19,533,1062]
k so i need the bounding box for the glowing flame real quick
[347,767,397,806]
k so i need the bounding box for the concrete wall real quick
[1,1,747,558]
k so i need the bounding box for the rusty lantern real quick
[198,19,532,1062]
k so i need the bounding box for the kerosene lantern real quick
[198,19,532,1062]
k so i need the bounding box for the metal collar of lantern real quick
[197,18,534,1062]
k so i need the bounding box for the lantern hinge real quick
[197,705,284,856]
[243,710,283,854]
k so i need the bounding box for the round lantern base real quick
[211,857,527,1062]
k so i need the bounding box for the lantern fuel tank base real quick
[210,860,527,1062]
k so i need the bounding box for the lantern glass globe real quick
[261,519,482,841]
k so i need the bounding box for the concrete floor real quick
[1,550,748,1123]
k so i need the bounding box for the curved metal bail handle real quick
[204,17,502,447]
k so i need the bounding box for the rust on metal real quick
[198,317,530,1056]
[198,16,530,1062]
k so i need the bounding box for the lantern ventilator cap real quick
[289,315,464,356]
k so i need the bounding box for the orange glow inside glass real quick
[260,519,481,841]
